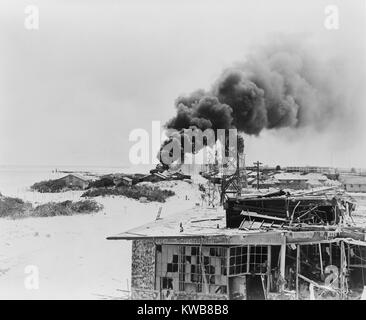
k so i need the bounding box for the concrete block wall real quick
[131,240,156,290]
[130,240,228,300]
[131,288,160,300]
[173,292,228,300]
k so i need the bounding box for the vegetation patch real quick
[32,200,103,217]
[0,194,102,219]
[82,184,175,203]
[0,196,32,218]
[87,177,115,189]
[30,178,86,193]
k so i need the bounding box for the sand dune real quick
[0,176,201,299]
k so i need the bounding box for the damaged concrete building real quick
[108,187,366,300]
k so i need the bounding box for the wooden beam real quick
[247,245,250,273]
[226,247,230,298]
[296,244,300,299]
[280,237,286,291]
[329,242,332,265]
[348,264,366,268]
[267,245,271,296]
[298,274,338,293]
[199,242,209,294]
[261,275,267,300]
[319,243,324,278]
[241,211,287,222]
[340,241,345,299]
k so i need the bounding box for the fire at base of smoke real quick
[129,121,242,166]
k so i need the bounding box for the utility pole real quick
[253,161,262,190]
[236,139,242,196]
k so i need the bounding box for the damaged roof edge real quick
[107,229,360,246]
[106,234,223,241]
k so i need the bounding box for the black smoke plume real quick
[159,38,347,165]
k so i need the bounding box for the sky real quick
[0,0,365,169]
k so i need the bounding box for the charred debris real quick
[225,188,356,229]
[222,186,366,300]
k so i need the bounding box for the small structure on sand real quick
[57,174,89,190]
[341,176,366,193]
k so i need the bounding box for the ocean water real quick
[0,166,58,198]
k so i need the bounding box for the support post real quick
[296,244,300,299]
[329,242,332,265]
[319,243,324,278]
[280,236,286,292]
[267,245,271,297]
[247,245,250,274]
[340,241,345,299]
[226,247,230,299]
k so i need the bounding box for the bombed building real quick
[108,186,366,300]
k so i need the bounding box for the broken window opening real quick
[155,244,228,296]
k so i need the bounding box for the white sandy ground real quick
[1,167,366,300]
[0,177,202,300]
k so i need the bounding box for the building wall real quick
[130,241,230,300]
[170,292,228,300]
[155,245,228,296]
[130,242,272,300]
[131,240,156,291]
[131,288,228,300]
[60,175,88,189]
[345,184,366,193]
[131,288,160,300]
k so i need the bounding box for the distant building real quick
[57,174,89,189]
[341,176,366,193]
[273,173,309,190]
[140,172,168,183]
[285,166,335,174]
[251,173,331,191]
[109,174,131,186]
[120,177,133,186]
[276,181,309,190]
[170,172,191,181]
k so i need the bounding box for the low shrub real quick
[69,200,103,213]
[32,201,73,217]
[0,194,103,219]
[32,200,103,217]
[0,196,32,218]
[82,184,175,202]
[87,177,115,189]
[30,179,67,193]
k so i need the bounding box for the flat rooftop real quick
[107,206,356,245]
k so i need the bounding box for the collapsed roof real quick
[225,188,356,228]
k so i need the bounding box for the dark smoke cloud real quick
[160,38,349,164]
[167,91,233,131]
[214,71,267,135]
